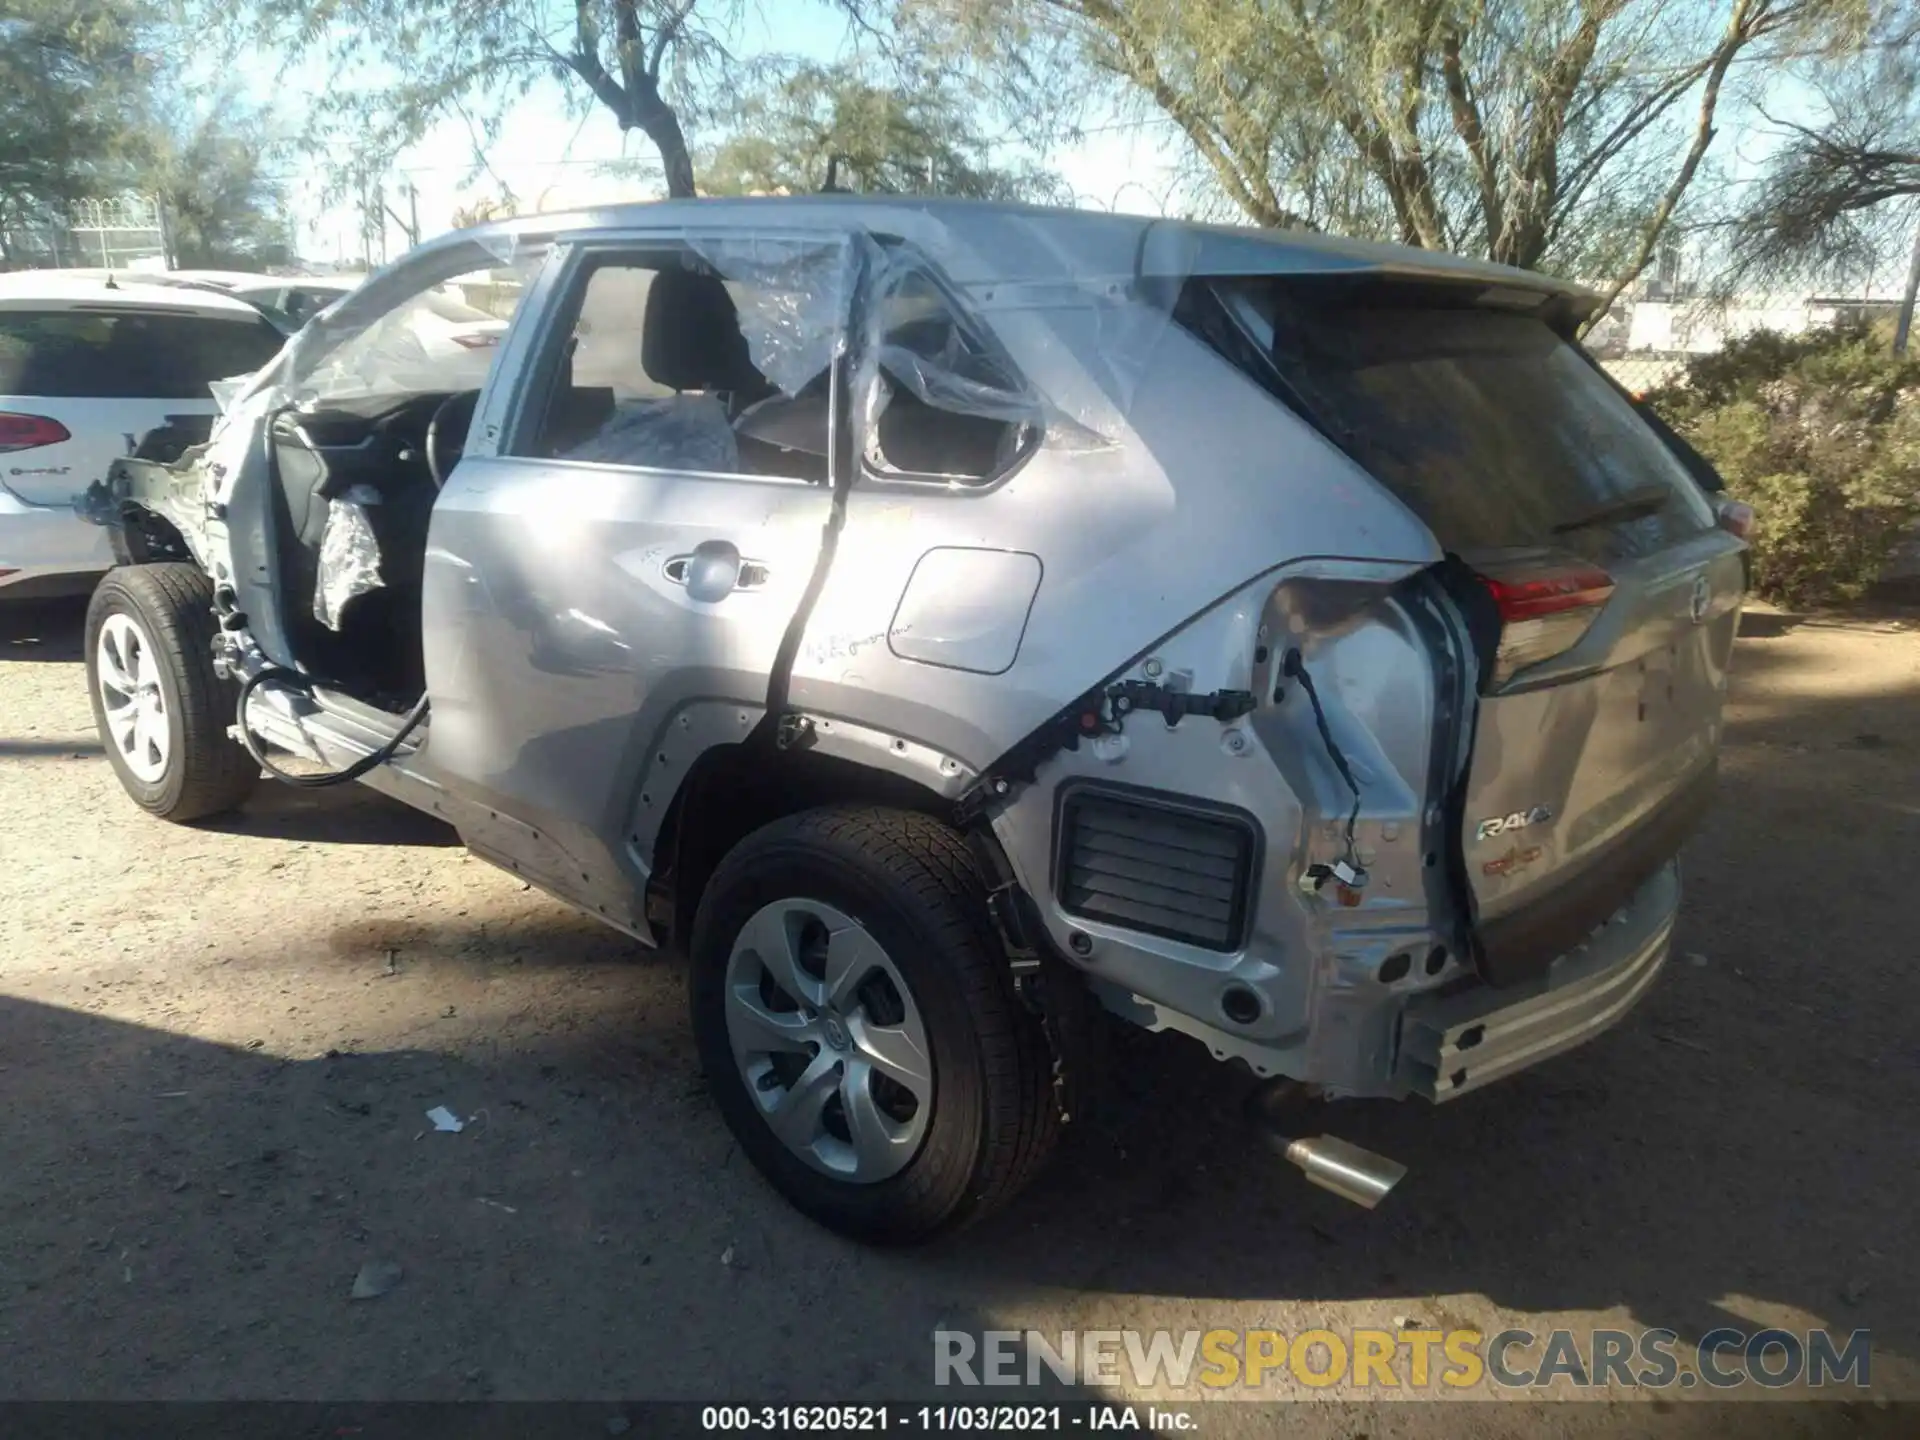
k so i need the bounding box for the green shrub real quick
[1644,323,1920,607]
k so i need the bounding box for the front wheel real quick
[689,807,1058,1244]
[85,564,258,822]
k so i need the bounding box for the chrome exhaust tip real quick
[1280,1135,1408,1210]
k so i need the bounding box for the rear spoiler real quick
[1134,219,1603,336]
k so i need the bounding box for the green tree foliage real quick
[0,0,156,256]
[1647,324,1920,604]
[146,96,295,269]
[197,0,752,200]
[700,59,1069,200]
[2,3,292,270]
[888,0,1873,310]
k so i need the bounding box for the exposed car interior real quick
[522,259,833,482]
[261,249,1036,715]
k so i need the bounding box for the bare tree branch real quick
[1439,21,1502,252]
[647,0,698,77]
[1586,0,1756,328]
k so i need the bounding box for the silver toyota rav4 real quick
[81,198,1744,1242]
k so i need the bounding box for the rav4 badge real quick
[1476,806,1553,841]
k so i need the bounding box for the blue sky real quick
[235,2,1181,265]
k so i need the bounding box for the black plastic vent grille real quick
[1055,789,1257,952]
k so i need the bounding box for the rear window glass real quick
[0,308,285,400]
[1197,282,1715,560]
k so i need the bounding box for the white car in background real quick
[224,275,361,332]
[0,272,286,598]
[134,270,360,334]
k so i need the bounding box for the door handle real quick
[665,543,769,601]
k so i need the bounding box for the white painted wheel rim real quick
[97,612,171,784]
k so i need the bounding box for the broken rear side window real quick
[515,247,843,484]
[1187,280,1715,561]
[861,261,1040,487]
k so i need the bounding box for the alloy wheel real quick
[96,612,170,784]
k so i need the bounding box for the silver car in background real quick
[81,199,1746,1241]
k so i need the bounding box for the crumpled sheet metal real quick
[314,485,384,631]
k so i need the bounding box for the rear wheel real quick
[85,564,258,821]
[689,807,1058,1244]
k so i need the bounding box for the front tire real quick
[690,807,1058,1244]
[86,564,258,822]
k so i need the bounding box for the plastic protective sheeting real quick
[314,485,385,631]
[687,235,854,398]
[276,240,548,409]
[854,245,1108,461]
[862,263,1040,429]
[474,226,532,267]
[208,374,254,414]
[255,206,1201,471]
[561,394,741,473]
[938,213,1198,444]
[297,298,501,399]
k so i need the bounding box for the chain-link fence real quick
[1,195,167,271]
[1600,354,1690,397]
[66,196,167,269]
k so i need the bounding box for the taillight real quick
[450,332,498,350]
[1474,552,1615,684]
[0,413,72,453]
[1715,498,1755,540]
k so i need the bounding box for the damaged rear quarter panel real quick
[91,447,220,572]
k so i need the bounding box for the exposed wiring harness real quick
[235,665,430,788]
[1281,647,1365,878]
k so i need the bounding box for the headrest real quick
[641,266,765,394]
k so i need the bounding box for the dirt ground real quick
[2,593,1917,1435]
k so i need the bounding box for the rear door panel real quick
[419,234,848,916]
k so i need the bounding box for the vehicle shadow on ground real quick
[0,737,103,759]
[204,781,463,848]
[0,992,1078,1405]
[321,904,665,976]
[0,998,1894,1430]
[8,607,1916,1414]
[0,596,89,662]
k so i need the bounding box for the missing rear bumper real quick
[1401,860,1678,1101]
